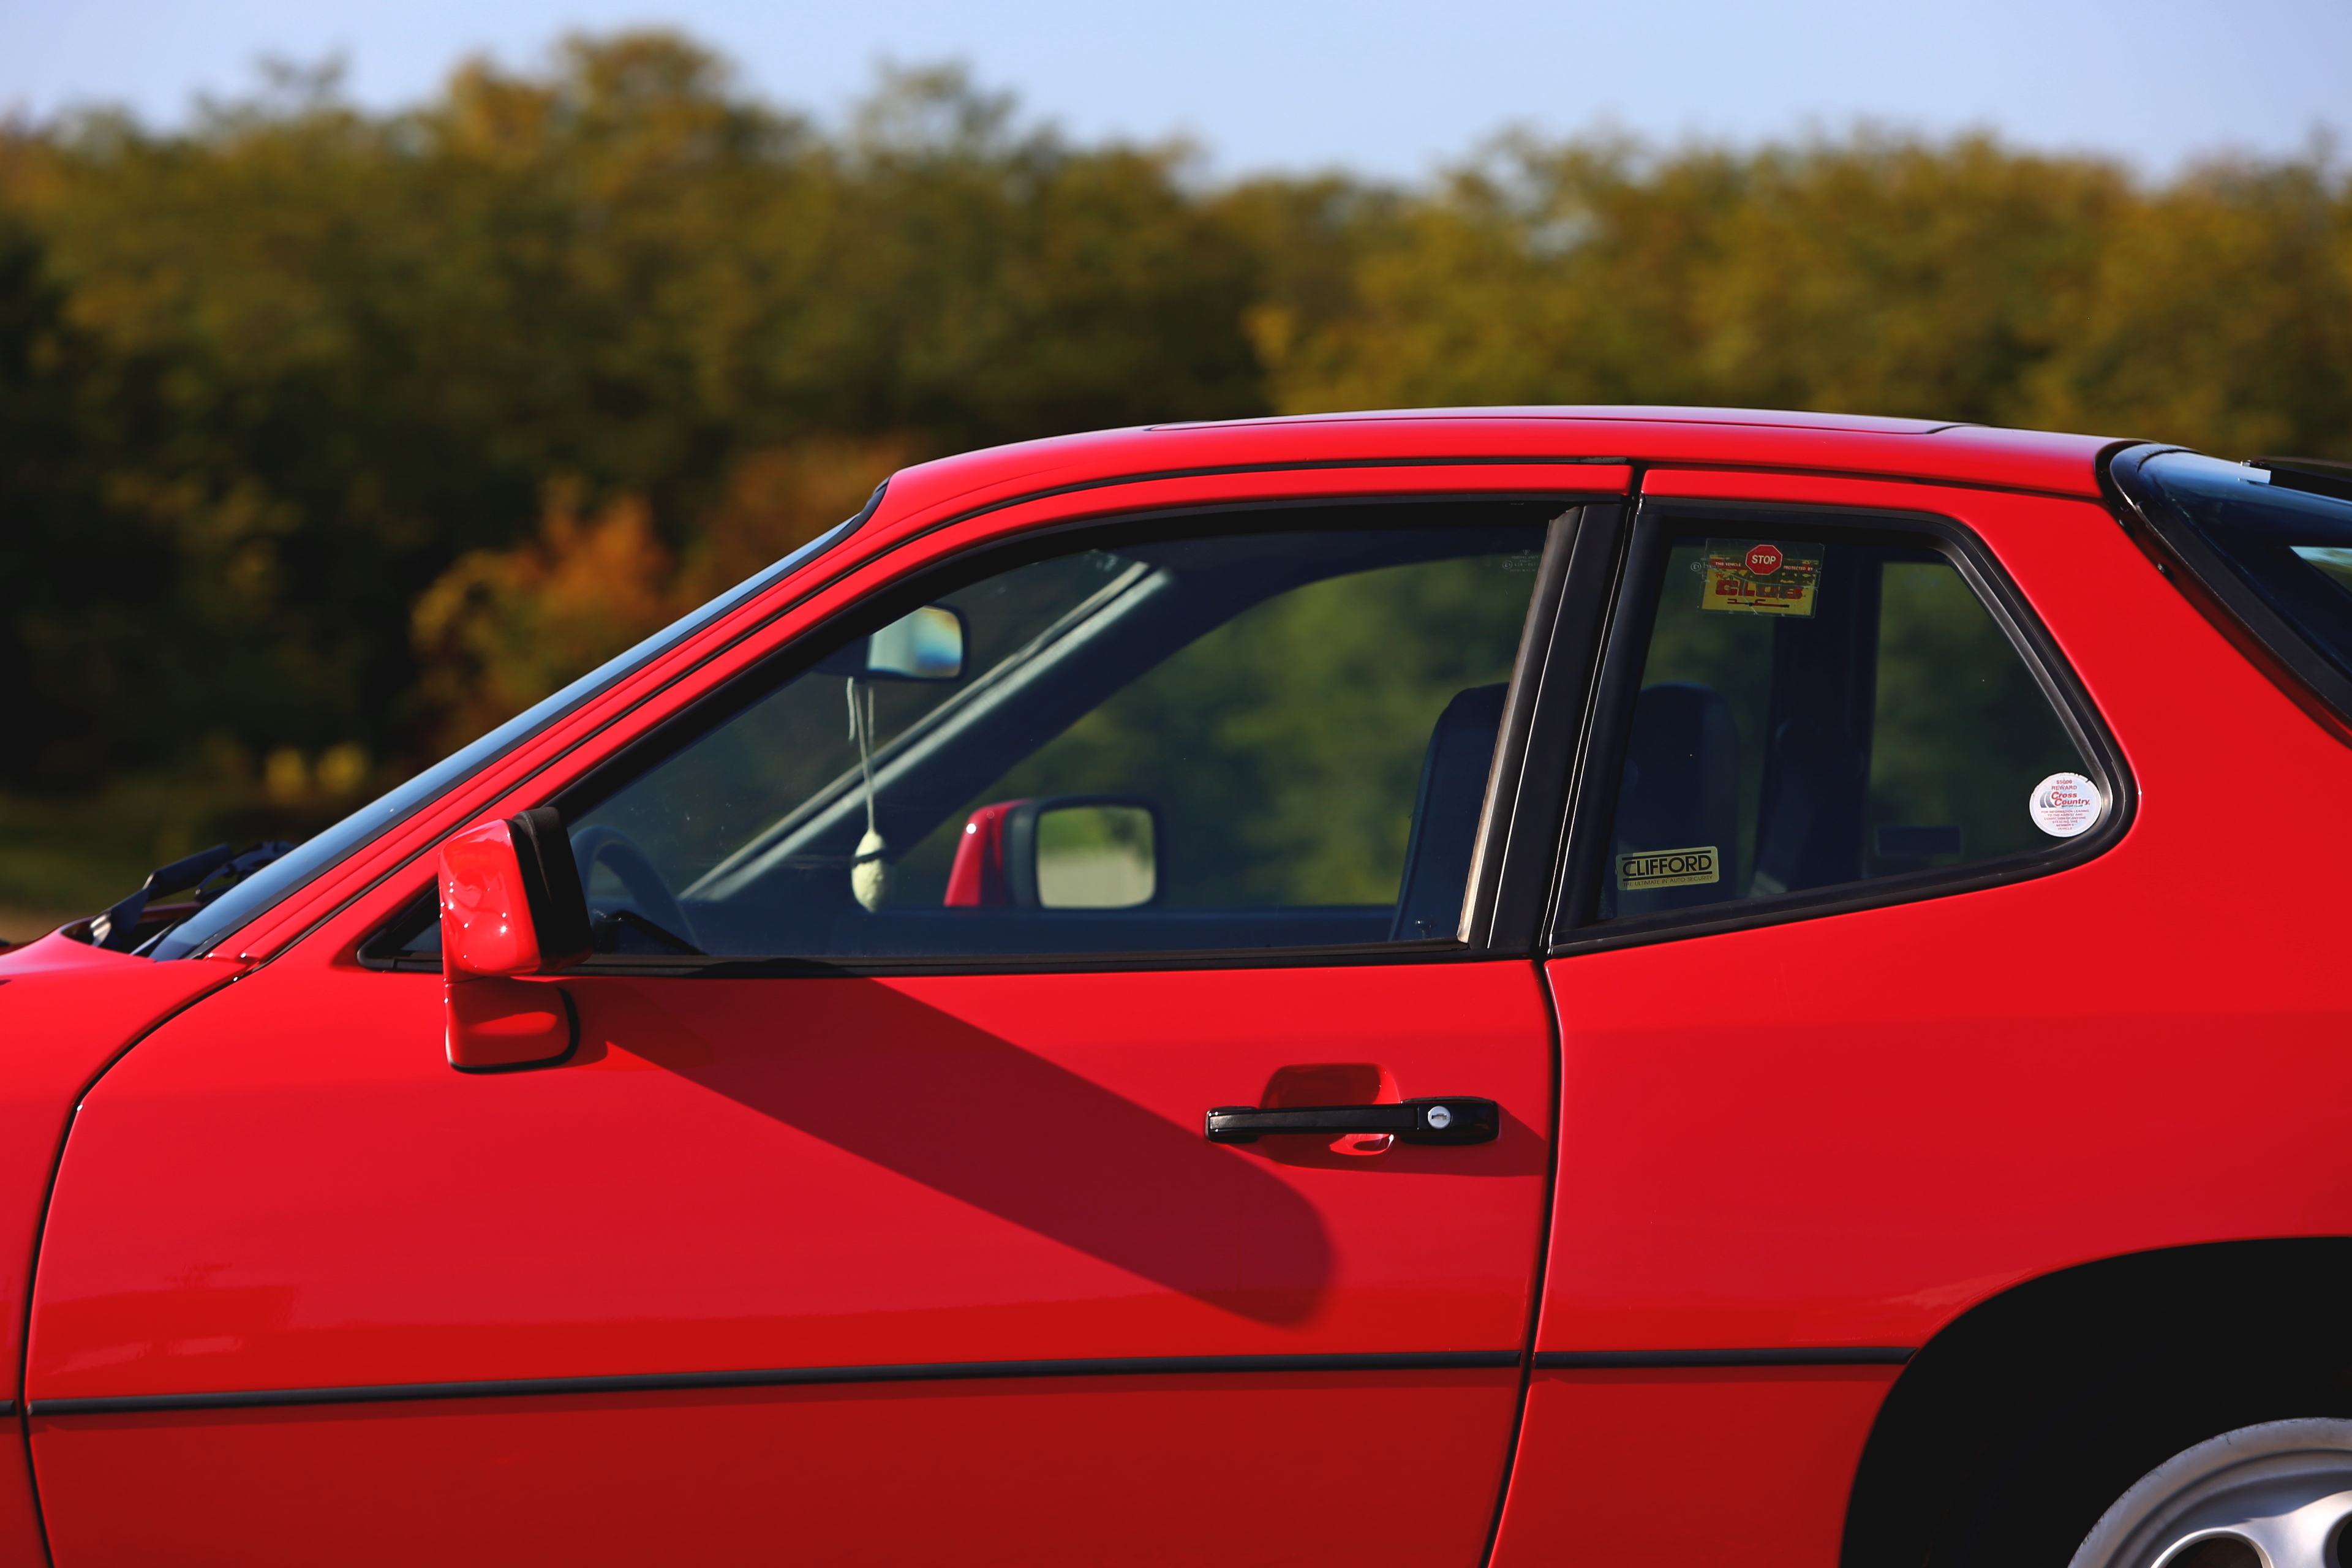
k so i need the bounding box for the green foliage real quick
[0,36,1266,803]
[1868,560,2083,864]
[1257,128,2352,445]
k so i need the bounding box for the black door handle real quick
[1203,1098,1498,1146]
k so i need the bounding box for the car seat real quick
[1613,681,1741,914]
[1390,684,1509,942]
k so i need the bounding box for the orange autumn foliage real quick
[409,436,916,753]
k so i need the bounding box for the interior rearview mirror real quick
[439,807,590,1072]
[821,604,966,682]
[1009,796,1159,909]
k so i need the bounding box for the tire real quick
[2066,1418,2352,1568]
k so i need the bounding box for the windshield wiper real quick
[92,840,296,952]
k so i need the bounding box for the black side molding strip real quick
[30,1350,1524,1417]
[0,1400,13,1417]
[1536,1348,1915,1369]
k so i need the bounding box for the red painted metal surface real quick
[942,800,1024,906]
[1534,478,2352,1355]
[437,820,581,1068]
[0,939,242,1398]
[442,974,576,1071]
[34,962,1552,1389]
[438,819,541,978]
[1489,475,2352,1562]
[0,936,243,1566]
[29,957,1553,1558]
[1490,1366,1902,1566]
[32,1371,1518,1566]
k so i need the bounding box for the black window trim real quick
[1546,496,2136,957]
[358,488,1626,978]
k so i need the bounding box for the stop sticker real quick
[1746,543,1784,576]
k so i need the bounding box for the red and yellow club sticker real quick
[1701,539,1822,617]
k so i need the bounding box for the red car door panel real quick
[28,952,1552,1563]
[32,1373,1514,1564]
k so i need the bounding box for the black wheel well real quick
[1841,1238,2352,1568]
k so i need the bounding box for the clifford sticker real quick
[1616,845,1721,892]
[1701,539,1822,617]
[2027,772,2101,837]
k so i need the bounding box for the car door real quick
[25,484,1616,1566]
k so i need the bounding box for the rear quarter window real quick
[2119,451,2352,722]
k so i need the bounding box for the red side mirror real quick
[439,809,591,1072]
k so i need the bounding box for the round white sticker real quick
[2027,772,2102,837]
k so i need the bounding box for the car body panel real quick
[32,1371,1519,1567]
[0,938,244,1398]
[1535,479,2350,1355]
[29,961,1554,1399]
[1489,1365,1902,1565]
[28,959,1555,1562]
[1488,473,2352,1562]
[864,413,2111,535]
[0,937,244,1567]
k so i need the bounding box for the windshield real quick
[148,505,874,960]
[2135,452,2352,701]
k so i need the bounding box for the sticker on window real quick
[1701,540,1821,617]
[1616,845,1721,891]
[2027,772,2101,837]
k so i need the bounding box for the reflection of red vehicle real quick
[6,409,2352,1567]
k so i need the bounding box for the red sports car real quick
[6,408,2351,1568]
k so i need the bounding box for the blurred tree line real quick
[0,29,2345,914]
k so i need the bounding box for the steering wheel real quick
[570,825,698,950]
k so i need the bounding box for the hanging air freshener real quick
[848,678,889,911]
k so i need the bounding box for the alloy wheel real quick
[2069,1419,2352,1568]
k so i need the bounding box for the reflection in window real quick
[2142,453,2352,688]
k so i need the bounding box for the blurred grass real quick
[0,778,368,945]
[0,792,162,936]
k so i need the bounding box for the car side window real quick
[1594,530,2098,924]
[562,509,1554,959]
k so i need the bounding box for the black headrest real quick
[1391,684,1509,942]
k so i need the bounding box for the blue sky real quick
[3,0,2345,180]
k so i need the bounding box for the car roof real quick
[876,407,2128,533]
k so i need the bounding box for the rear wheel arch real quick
[1841,1240,2352,1568]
